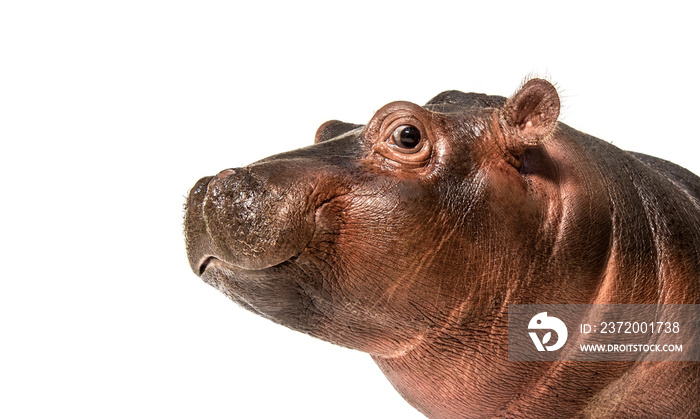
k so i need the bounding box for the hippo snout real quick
[185,165,317,273]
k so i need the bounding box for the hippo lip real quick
[197,256,216,275]
[196,253,300,276]
[197,255,242,275]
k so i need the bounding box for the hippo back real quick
[556,124,700,304]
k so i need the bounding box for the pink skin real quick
[185,79,700,418]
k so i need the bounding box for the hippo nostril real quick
[215,168,237,180]
[206,168,240,196]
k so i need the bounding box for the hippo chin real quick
[184,79,700,418]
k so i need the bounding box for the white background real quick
[2,1,698,418]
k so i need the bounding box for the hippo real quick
[184,79,700,418]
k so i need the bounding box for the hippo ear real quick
[500,78,560,155]
[314,120,364,144]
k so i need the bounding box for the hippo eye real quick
[392,125,422,149]
[373,115,432,167]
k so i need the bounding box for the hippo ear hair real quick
[315,120,364,144]
[500,78,560,154]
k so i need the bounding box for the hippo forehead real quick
[424,90,507,113]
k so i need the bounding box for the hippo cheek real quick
[200,168,317,271]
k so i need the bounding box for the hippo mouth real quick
[196,254,297,275]
[193,255,272,318]
[197,256,232,275]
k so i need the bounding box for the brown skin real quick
[184,79,700,418]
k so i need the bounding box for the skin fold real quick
[184,79,700,418]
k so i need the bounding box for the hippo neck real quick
[373,126,700,418]
[372,313,698,418]
[576,127,700,305]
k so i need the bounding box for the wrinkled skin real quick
[184,79,700,418]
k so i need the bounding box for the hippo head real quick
[184,79,566,357]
